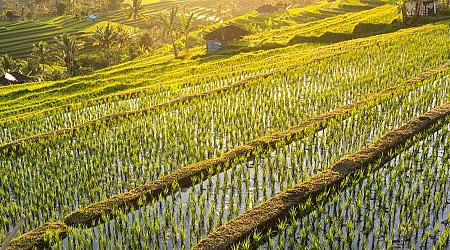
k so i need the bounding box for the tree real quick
[54,33,84,76]
[108,0,123,10]
[178,9,195,55]
[21,58,40,76]
[31,41,53,72]
[92,22,118,65]
[126,0,146,51]
[126,0,146,27]
[0,54,18,74]
[160,6,179,58]
[56,2,66,15]
[116,25,133,48]
[5,9,15,21]
[390,0,409,25]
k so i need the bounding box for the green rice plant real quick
[3,9,450,248]
[41,70,450,249]
[0,17,446,145]
[260,121,450,249]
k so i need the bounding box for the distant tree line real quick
[0,3,201,81]
[0,25,155,80]
[0,0,124,20]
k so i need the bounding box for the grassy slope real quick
[0,0,260,59]
[0,1,403,121]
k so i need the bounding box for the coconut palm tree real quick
[126,0,147,27]
[54,33,84,76]
[92,22,119,65]
[31,41,53,72]
[126,0,146,52]
[160,6,179,58]
[178,10,195,55]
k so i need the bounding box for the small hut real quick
[85,15,98,22]
[256,4,280,15]
[0,72,31,86]
[204,25,250,52]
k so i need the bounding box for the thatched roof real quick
[10,72,31,82]
[204,25,251,41]
[256,4,279,13]
[0,72,31,85]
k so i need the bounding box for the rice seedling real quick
[3,10,450,249]
[1,20,448,144]
[257,121,450,249]
[48,72,450,249]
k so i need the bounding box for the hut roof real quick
[256,4,280,13]
[204,25,251,41]
[10,72,31,82]
[0,72,31,85]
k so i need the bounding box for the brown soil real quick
[194,103,450,250]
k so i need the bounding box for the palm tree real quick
[126,0,147,27]
[160,6,179,58]
[178,10,195,55]
[31,41,52,72]
[116,25,133,48]
[126,0,146,52]
[92,23,118,65]
[54,33,84,76]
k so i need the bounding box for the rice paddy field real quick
[2,0,450,249]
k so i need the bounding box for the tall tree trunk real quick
[185,32,189,54]
[415,0,420,19]
[401,5,407,25]
[134,18,137,54]
[172,39,178,58]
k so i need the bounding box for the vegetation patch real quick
[6,223,67,250]
[194,102,450,250]
[62,63,448,227]
[0,42,392,154]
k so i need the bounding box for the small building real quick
[0,72,31,86]
[85,15,98,22]
[405,0,440,16]
[256,4,280,15]
[204,25,250,52]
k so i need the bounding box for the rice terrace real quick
[2,0,450,248]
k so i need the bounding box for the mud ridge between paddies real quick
[194,102,450,249]
[63,63,448,226]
